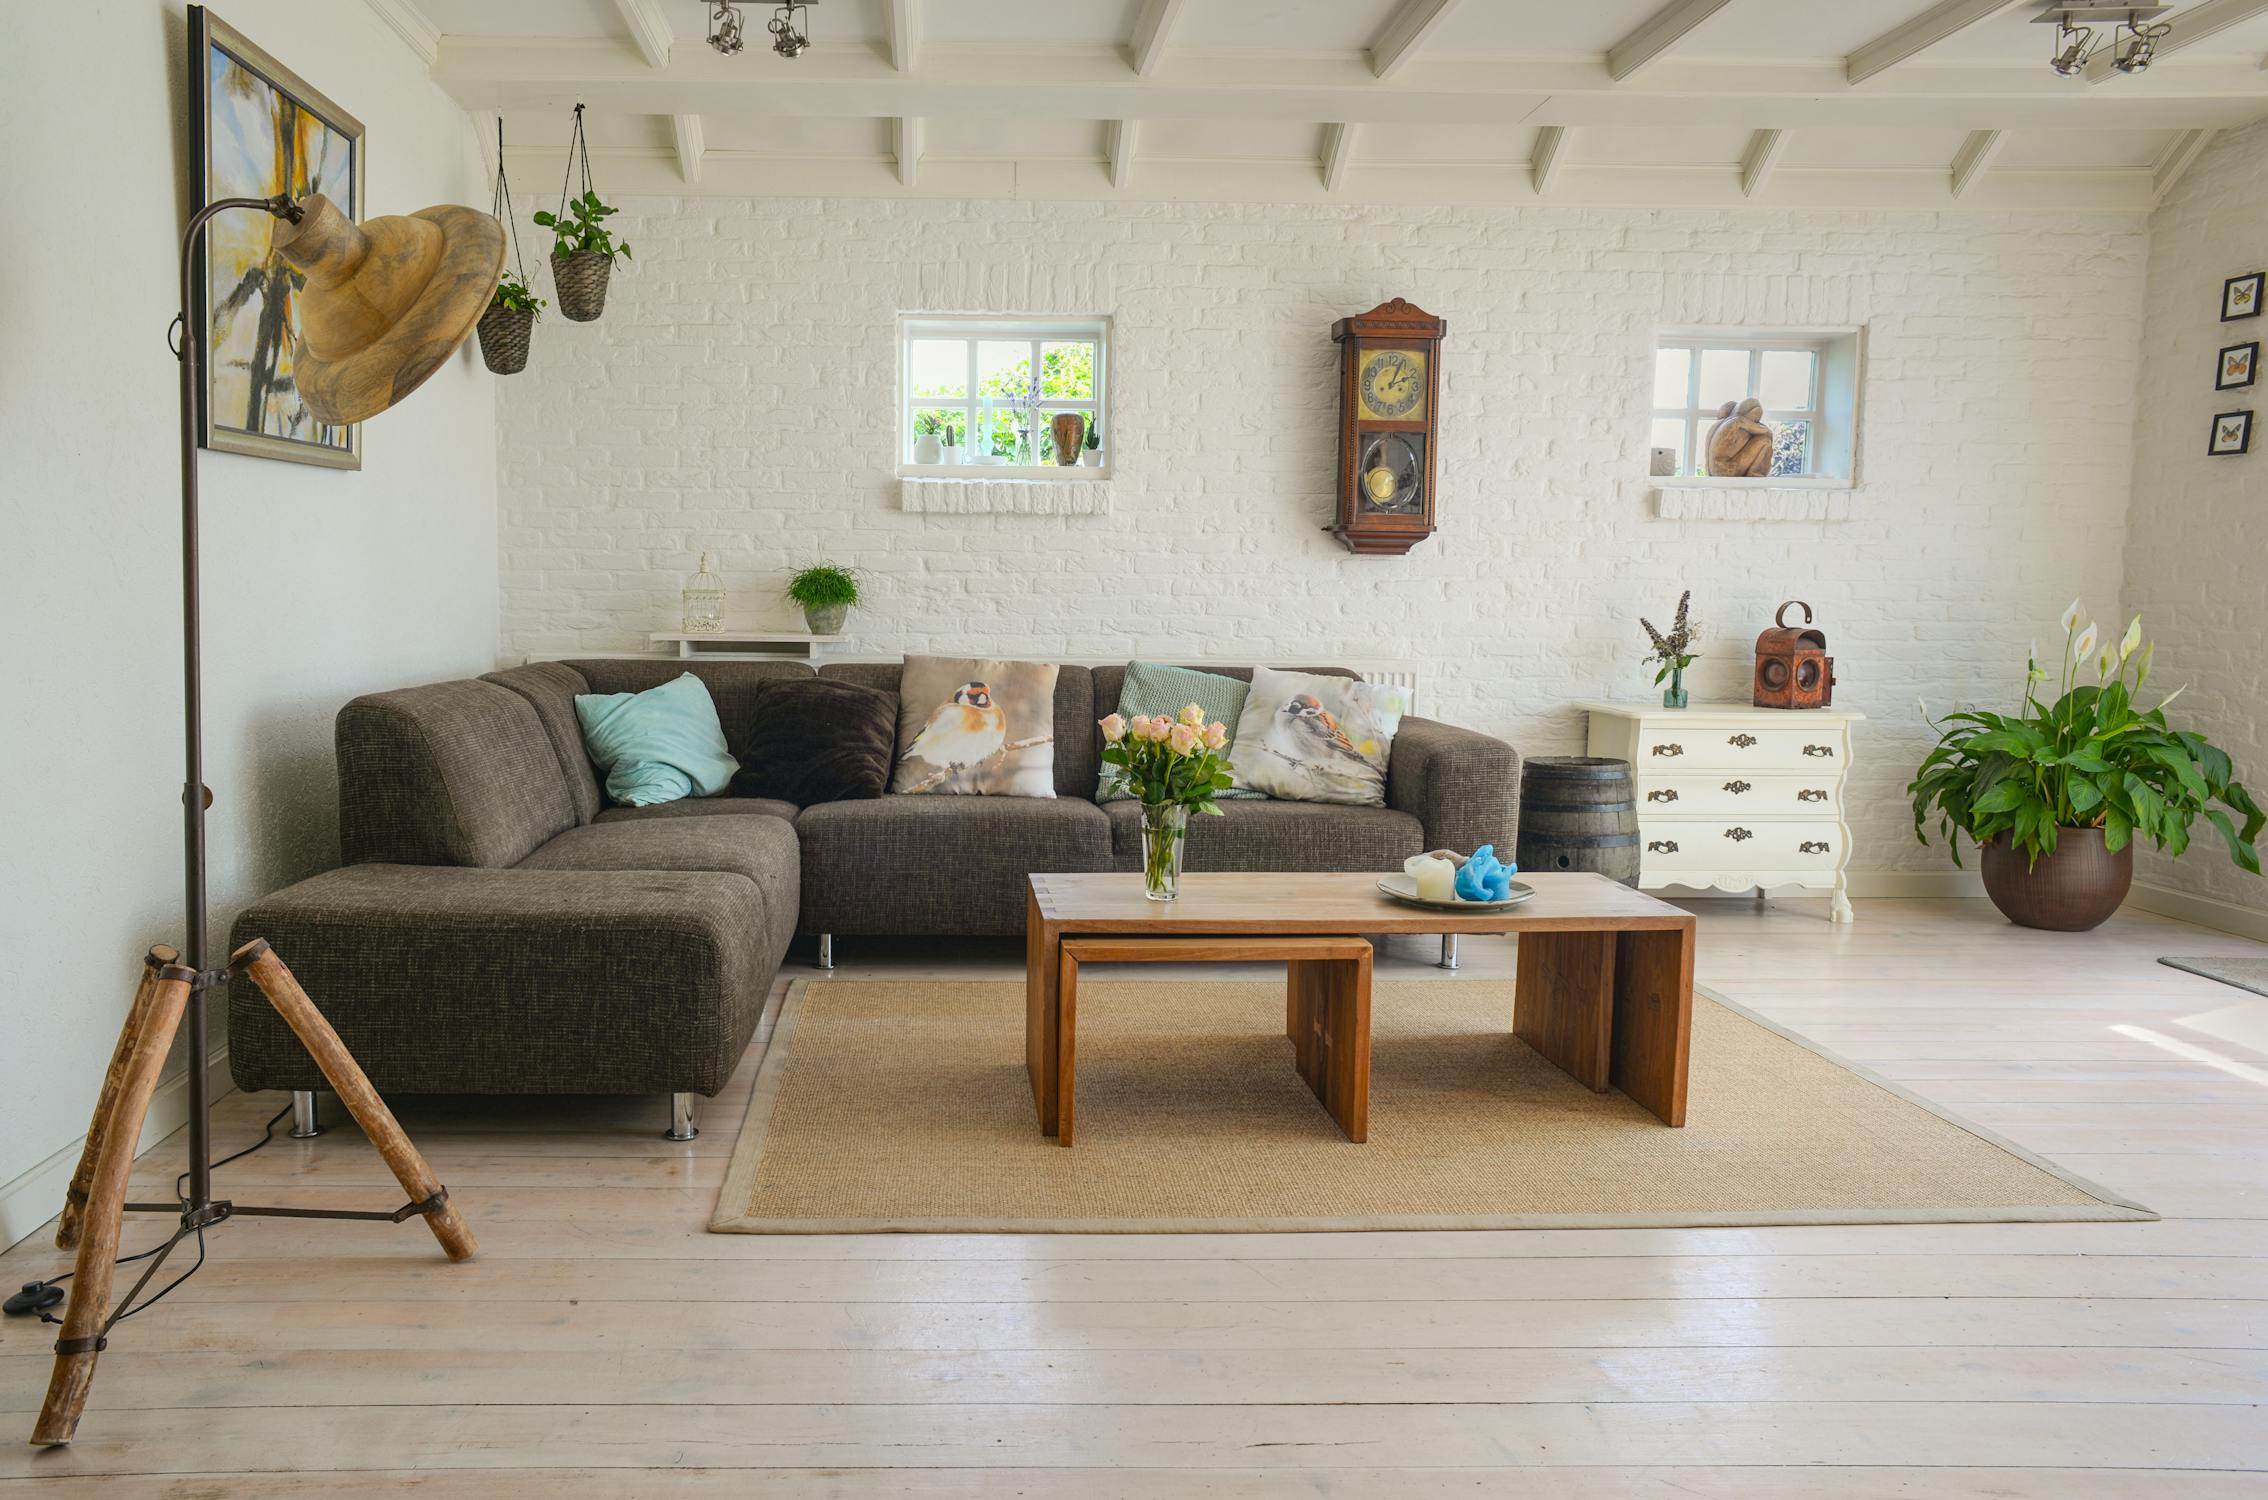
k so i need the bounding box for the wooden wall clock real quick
[1330,298,1446,556]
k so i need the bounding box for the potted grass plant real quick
[785,563,861,635]
[475,271,545,375]
[1909,603,2262,931]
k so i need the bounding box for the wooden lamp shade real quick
[269,193,506,425]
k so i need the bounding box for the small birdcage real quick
[681,553,725,634]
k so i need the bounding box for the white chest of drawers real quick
[1578,702,1865,923]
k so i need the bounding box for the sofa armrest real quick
[1386,717,1520,858]
[227,865,771,1097]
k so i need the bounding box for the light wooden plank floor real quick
[4,897,2266,1495]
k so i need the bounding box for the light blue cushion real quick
[574,673,740,808]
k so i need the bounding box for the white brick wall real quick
[498,197,2149,880]
[2126,122,2268,920]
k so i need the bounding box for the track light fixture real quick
[2032,4,2173,79]
[706,0,746,54]
[706,0,817,59]
[768,2,815,59]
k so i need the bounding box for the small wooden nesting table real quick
[1025,872,1697,1145]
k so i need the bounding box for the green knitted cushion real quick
[1097,661,1264,802]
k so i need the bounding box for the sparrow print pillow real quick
[1225,666,1408,807]
[890,655,1061,797]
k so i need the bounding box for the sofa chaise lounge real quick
[229,658,1520,1137]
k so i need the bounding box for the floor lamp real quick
[28,191,506,1446]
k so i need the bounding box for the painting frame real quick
[2217,341,2258,391]
[2208,410,2253,457]
[189,6,366,470]
[2221,271,2263,323]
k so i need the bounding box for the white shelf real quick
[649,629,844,662]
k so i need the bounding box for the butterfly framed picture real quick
[2219,342,2259,391]
[2208,409,2253,457]
[2223,272,2263,322]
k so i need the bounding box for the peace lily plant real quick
[1908,601,2261,930]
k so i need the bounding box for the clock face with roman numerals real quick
[1358,348,1425,422]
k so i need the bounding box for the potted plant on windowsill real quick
[1081,422,1104,467]
[785,563,861,636]
[475,271,545,375]
[1909,604,2262,931]
[533,189,631,322]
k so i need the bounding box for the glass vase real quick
[1138,802,1187,902]
[1662,665,1689,710]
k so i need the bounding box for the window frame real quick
[1652,335,1827,480]
[898,315,1111,478]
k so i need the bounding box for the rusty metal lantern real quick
[1753,600,1835,709]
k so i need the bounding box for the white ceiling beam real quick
[1531,125,1570,195]
[1738,128,1786,198]
[1105,119,1138,190]
[1371,0,1467,81]
[893,116,923,187]
[1130,0,1190,77]
[610,0,673,68]
[1950,128,2004,198]
[1846,0,2022,86]
[2151,127,2215,202]
[2086,0,2268,81]
[1607,0,1737,83]
[1321,123,1356,192]
[887,0,917,71]
[361,0,438,65]
[435,43,2268,131]
[670,114,704,184]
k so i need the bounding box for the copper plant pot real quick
[552,250,613,322]
[1980,827,2133,932]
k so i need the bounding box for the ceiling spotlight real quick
[2113,14,2172,73]
[768,2,815,59]
[2033,4,2174,79]
[706,1,746,55]
[2049,19,2092,76]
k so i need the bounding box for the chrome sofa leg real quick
[288,1090,321,1139]
[816,933,834,971]
[664,1092,700,1142]
[1438,935,1460,972]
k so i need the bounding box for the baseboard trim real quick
[2127,880,2268,943]
[0,1044,231,1253]
[1659,870,1987,901]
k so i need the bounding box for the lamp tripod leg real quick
[31,962,194,1446]
[55,948,178,1251]
[229,940,476,1262]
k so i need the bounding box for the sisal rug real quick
[711,978,2151,1234]
[2159,955,2268,998]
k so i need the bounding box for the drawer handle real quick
[1802,744,1835,758]
[1727,733,1758,748]
[1652,743,1684,758]
[1797,788,1829,803]
[1801,839,1831,854]
[1646,788,1680,803]
[1724,827,1753,842]
[1647,839,1679,854]
[1722,780,1751,795]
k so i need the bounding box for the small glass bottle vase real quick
[1138,802,1187,902]
[1662,664,1689,710]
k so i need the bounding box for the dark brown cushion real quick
[731,676,898,806]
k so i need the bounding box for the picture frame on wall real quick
[189,6,366,469]
[2222,272,2264,322]
[2208,410,2253,456]
[2218,341,2258,391]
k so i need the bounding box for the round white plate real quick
[1376,873,1536,913]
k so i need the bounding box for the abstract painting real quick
[190,7,364,468]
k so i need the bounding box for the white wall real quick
[2126,121,2268,924]
[499,196,2146,882]
[0,0,497,1244]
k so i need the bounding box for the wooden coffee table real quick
[1025,871,1697,1143]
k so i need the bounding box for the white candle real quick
[1405,854,1456,902]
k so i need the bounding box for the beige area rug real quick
[711,978,2152,1233]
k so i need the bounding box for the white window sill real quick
[899,472,1113,516]
[1653,476,1860,521]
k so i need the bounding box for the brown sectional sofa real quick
[228,658,1518,1132]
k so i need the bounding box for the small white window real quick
[1650,328,1862,482]
[898,315,1110,476]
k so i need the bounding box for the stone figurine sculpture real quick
[1706,398,1775,477]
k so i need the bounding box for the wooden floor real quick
[4,897,2266,1495]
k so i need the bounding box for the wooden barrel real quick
[1517,757,1641,887]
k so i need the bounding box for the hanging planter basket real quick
[476,304,536,373]
[552,250,613,322]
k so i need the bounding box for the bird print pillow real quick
[890,655,1060,797]
[1225,667,1408,807]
